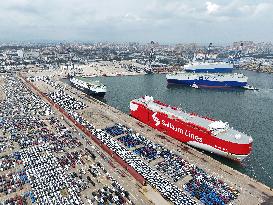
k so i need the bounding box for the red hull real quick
[130,100,252,160]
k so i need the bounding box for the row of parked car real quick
[29,75,239,205]
[47,90,86,111]
[89,127,197,205]
[105,124,240,205]
[0,75,84,205]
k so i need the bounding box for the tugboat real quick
[191,83,199,89]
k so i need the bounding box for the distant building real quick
[57,52,71,59]
[24,51,40,59]
[0,53,5,60]
[17,50,24,58]
[233,41,254,48]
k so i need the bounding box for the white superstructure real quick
[166,72,248,88]
[184,62,233,73]
[70,77,107,96]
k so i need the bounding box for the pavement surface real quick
[20,71,273,205]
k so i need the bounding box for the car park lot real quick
[0,74,150,205]
[5,71,271,205]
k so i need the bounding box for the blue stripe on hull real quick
[167,79,247,87]
[185,68,233,73]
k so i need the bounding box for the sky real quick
[0,0,272,44]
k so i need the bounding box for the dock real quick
[17,71,273,205]
[0,72,273,205]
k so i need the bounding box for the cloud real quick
[206,1,220,14]
[238,2,273,17]
[0,0,272,43]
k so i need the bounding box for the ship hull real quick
[70,81,106,97]
[130,101,252,161]
[167,79,247,88]
[187,141,248,161]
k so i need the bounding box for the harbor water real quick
[70,70,273,188]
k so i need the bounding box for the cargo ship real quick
[130,96,253,161]
[166,72,248,88]
[69,77,106,97]
[184,62,233,73]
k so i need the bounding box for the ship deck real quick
[75,76,105,86]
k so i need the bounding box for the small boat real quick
[243,85,258,90]
[191,83,199,89]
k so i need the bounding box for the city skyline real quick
[0,0,273,43]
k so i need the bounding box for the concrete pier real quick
[21,71,273,205]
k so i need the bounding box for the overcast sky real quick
[0,0,272,44]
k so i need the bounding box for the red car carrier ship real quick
[130,96,253,161]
